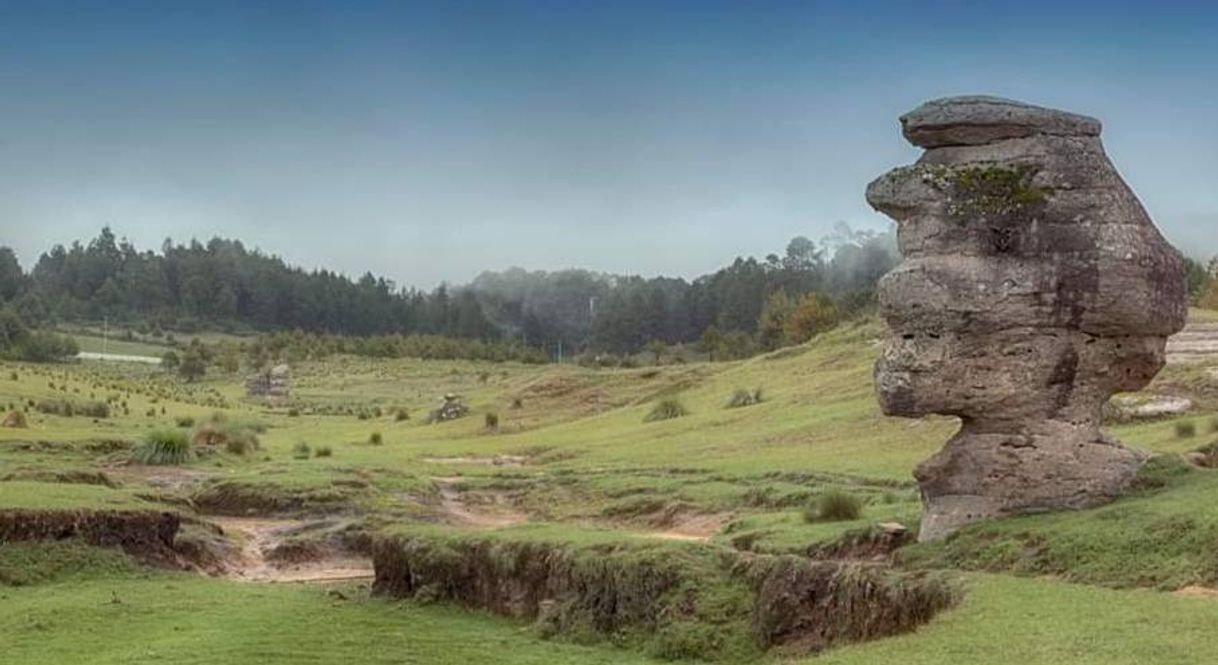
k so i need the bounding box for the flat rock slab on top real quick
[901,95,1102,148]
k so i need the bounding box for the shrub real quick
[369,431,383,445]
[725,388,763,409]
[192,413,261,452]
[135,429,193,465]
[287,408,300,417]
[805,490,863,523]
[3,410,28,428]
[224,430,260,455]
[11,331,79,362]
[394,408,410,422]
[35,399,73,417]
[509,397,523,410]
[484,412,499,431]
[314,446,332,458]
[1176,421,1198,439]
[292,442,311,459]
[644,398,689,423]
[81,401,110,418]
[175,416,196,428]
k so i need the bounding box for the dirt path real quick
[107,464,210,492]
[208,516,373,584]
[433,477,528,528]
[644,513,728,542]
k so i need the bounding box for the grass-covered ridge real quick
[4,311,1218,663]
[371,524,957,660]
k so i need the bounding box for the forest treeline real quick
[4,226,1215,365]
[0,224,896,361]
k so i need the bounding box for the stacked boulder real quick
[427,393,469,423]
[866,96,1187,541]
[245,363,291,398]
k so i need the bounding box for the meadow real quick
[4,316,1218,663]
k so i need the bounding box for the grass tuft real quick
[805,490,863,523]
[134,429,193,465]
[644,398,689,423]
[725,388,763,409]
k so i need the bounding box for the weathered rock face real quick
[245,363,291,398]
[866,96,1187,541]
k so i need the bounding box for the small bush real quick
[314,446,332,458]
[805,490,863,523]
[135,429,193,465]
[34,399,73,417]
[292,442,312,459]
[224,430,260,455]
[725,388,763,409]
[369,432,383,445]
[485,412,499,431]
[175,416,196,428]
[509,397,523,410]
[644,398,689,423]
[192,413,261,452]
[287,408,300,417]
[1176,421,1198,439]
[3,410,28,428]
[394,408,410,422]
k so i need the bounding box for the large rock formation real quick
[866,96,1187,541]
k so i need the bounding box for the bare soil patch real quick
[207,516,373,584]
[422,455,527,467]
[1175,585,1218,598]
[642,510,729,542]
[433,477,528,528]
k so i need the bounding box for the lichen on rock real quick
[866,95,1188,541]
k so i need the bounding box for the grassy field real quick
[4,315,1218,663]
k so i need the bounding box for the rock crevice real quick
[867,96,1187,541]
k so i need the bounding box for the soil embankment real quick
[0,508,180,565]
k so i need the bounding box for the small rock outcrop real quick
[245,363,291,398]
[427,393,469,423]
[867,96,1187,541]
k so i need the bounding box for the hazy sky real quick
[2,1,1216,288]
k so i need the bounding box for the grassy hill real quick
[3,315,1218,663]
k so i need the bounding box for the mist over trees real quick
[469,222,898,355]
[0,223,897,359]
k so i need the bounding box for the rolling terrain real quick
[3,314,1218,663]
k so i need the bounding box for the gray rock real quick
[901,95,1101,148]
[867,96,1187,542]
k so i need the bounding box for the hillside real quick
[3,313,1218,662]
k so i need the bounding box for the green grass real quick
[68,333,169,357]
[134,429,193,465]
[0,481,155,511]
[0,571,666,665]
[899,458,1218,590]
[5,310,1218,663]
[820,574,1218,665]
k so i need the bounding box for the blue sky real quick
[1,1,1216,286]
